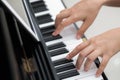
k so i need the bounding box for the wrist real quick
[90,0,107,7]
[97,0,108,6]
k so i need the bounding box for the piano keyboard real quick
[29,0,104,80]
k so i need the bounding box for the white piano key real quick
[44,0,65,20]
[35,10,50,17]
[47,24,83,61]
[45,34,77,46]
[29,0,40,3]
[30,0,105,79]
[51,42,80,61]
[50,38,103,80]
[51,47,104,80]
[51,53,68,61]
[39,21,54,28]
[46,23,82,45]
[63,69,103,80]
[52,48,103,80]
[30,0,65,20]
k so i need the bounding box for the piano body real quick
[0,0,108,80]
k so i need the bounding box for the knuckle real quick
[61,9,68,13]
[99,65,104,72]
[100,62,106,70]
[72,14,78,19]
[56,14,61,19]
[89,38,95,43]
[76,45,80,50]
[80,52,86,57]
[69,8,73,13]
[77,30,84,35]
[101,63,105,68]
[90,38,99,47]
[60,21,65,27]
[60,9,65,13]
[87,56,94,62]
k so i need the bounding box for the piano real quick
[0,0,108,80]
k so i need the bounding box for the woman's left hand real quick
[66,28,120,77]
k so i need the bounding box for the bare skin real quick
[66,28,120,77]
[53,0,106,39]
[52,0,120,77]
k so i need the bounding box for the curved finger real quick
[76,44,95,70]
[80,44,94,57]
[96,56,109,77]
[76,17,95,39]
[55,9,71,28]
[76,54,85,69]
[53,15,80,36]
[66,40,90,59]
[84,49,101,72]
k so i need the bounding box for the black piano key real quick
[55,63,76,73]
[31,1,45,7]
[37,14,53,24]
[57,69,79,79]
[40,25,55,32]
[53,58,73,66]
[42,29,55,35]
[38,18,53,24]
[31,1,48,13]
[41,30,53,38]
[40,25,55,34]
[42,31,53,38]
[42,31,62,40]
[49,48,68,57]
[47,42,66,51]
[44,34,62,42]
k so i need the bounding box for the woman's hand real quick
[53,0,106,39]
[66,28,120,77]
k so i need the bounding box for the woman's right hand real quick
[53,0,106,39]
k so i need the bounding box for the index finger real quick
[55,9,71,27]
[53,15,79,36]
[66,40,90,59]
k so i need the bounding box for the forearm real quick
[91,0,120,7]
[103,0,120,7]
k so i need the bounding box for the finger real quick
[84,49,101,72]
[96,56,109,77]
[80,44,94,58]
[55,9,70,28]
[76,17,95,39]
[66,40,90,59]
[76,54,85,69]
[53,15,79,36]
[76,44,94,70]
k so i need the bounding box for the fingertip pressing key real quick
[76,32,83,40]
[66,54,71,60]
[76,34,81,40]
[52,31,58,36]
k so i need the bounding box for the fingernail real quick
[96,74,99,77]
[84,67,88,72]
[76,35,81,39]
[66,55,70,59]
[76,66,80,70]
[96,73,100,77]
[52,32,57,36]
